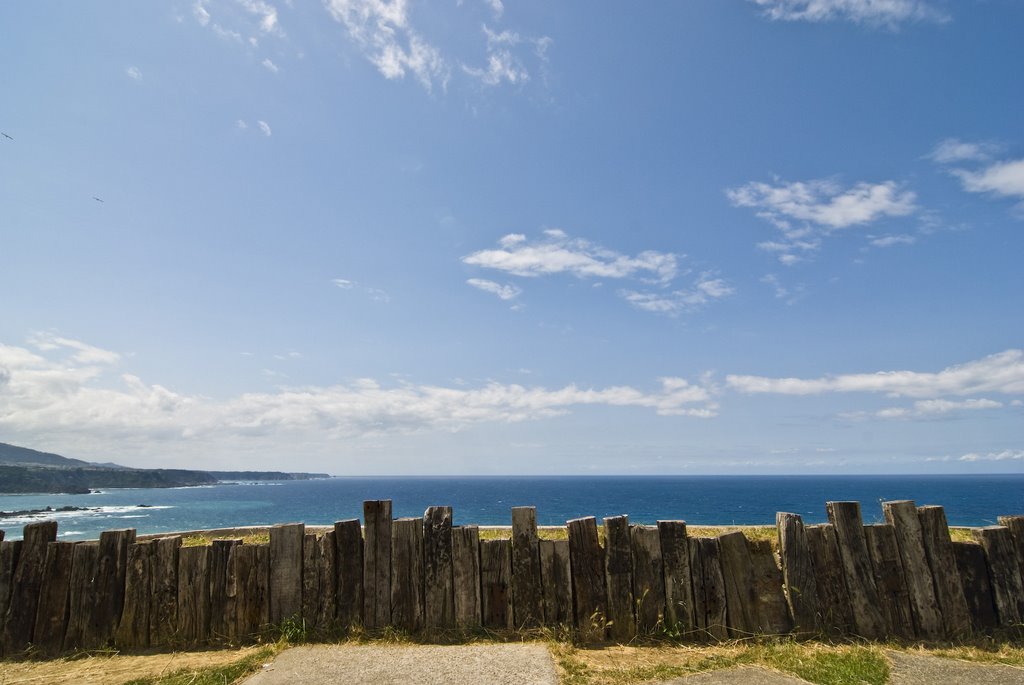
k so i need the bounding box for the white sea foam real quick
[0,504,173,526]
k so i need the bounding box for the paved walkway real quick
[242,644,1024,685]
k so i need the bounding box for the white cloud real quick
[324,0,449,93]
[954,159,1024,201]
[125,66,143,81]
[847,398,1004,420]
[261,58,280,73]
[27,332,120,366]
[332,278,390,302]
[760,273,805,305]
[257,120,272,136]
[749,0,949,27]
[461,24,549,87]
[484,0,504,18]
[727,178,918,264]
[463,230,678,284]
[958,450,1024,463]
[236,119,249,130]
[869,234,916,248]
[928,138,998,164]
[621,274,735,316]
[0,339,719,458]
[727,349,1024,399]
[466,278,522,301]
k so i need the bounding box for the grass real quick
[120,645,278,685]
[553,640,890,685]
[181,532,270,547]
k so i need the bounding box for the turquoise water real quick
[2,475,1022,540]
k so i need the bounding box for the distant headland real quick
[0,442,330,494]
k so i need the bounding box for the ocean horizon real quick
[3,474,1022,541]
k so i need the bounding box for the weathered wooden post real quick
[232,543,270,639]
[511,507,543,628]
[32,541,75,656]
[334,519,363,629]
[917,505,972,636]
[269,524,304,627]
[805,524,852,634]
[390,518,424,631]
[423,506,455,629]
[176,545,211,646]
[301,533,322,631]
[659,520,694,634]
[1,520,57,654]
[826,502,886,639]
[363,500,393,629]
[539,538,572,626]
[631,525,665,633]
[863,523,914,639]
[210,538,241,641]
[149,536,181,646]
[567,516,605,640]
[882,500,943,639]
[453,525,482,629]
[952,540,997,632]
[996,515,1024,581]
[480,538,512,629]
[748,539,792,634]
[972,526,1024,627]
[116,540,155,648]
[63,542,98,650]
[776,512,818,634]
[718,531,758,637]
[603,515,636,641]
[317,532,337,632]
[691,537,728,640]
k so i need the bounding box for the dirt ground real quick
[0,645,265,685]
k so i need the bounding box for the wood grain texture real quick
[603,515,636,641]
[748,539,792,635]
[269,523,304,625]
[539,538,572,626]
[863,523,914,639]
[363,501,392,629]
[972,526,1024,626]
[32,541,75,656]
[917,505,972,636]
[718,531,758,637]
[952,541,997,632]
[659,520,694,634]
[567,516,606,640]
[776,512,818,634]
[423,506,455,629]
[883,500,943,639]
[631,525,665,633]
[805,524,853,635]
[334,519,363,629]
[480,538,512,630]
[1,520,57,654]
[390,518,424,631]
[511,506,543,629]
[825,501,885,639]
[453,525,482,629]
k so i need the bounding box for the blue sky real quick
[2,0,1022,475]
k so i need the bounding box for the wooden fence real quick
[1,499,1023,657]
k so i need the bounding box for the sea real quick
[2,474,1022,541]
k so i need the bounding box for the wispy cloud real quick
[760,274,805,305]
[27,332,120,365]
[845,398,1004,420]
[0,338,719,459]
[727,177,917,264]
[261,57,280,73]
[927,138,998,164]
[125,66,143,81]
[464,229,678,283]
[332,278,390,303]
[930,138,1024,211]
[958,449,1024,463]
[324,0,449,93]
[620,274,734,316]
[868,234,916,248]
[257,120,272,136]
[727,349,1024,399]
[462,25,550,87]
[466,278,522,301]
[749,0,949,27]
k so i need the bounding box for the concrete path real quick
[886,650,1024,685]
[241,644,560,685]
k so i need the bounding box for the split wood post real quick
[0,540,21,638]
[863,523,914,639]
[567,516,606,640]
[952,541,997,632]
[631,525,665,633]
[232,544,270,639]
[882,500,943,639]
[776,512,818,634]
[748,539,792,635]
[301,533,322,631]
[694,537,728,640]
[805,524,853,635]
[659,520,695,634]
[148,536,181,646]
[363,500,392,629]
[62,542,97,650]
[453,525,482,629]
[318,532,337,633]
[480,538,512,629]
[176,545,211,646]
[826,501,886,639]
[390,518,425,631]
[972,526,1024,626]
[718,531,758,637]
[32,541,75,656]
[1,520,56,654]
[539,538,572,626]
[603,515,636,641]
[996,515,1024,581]
[423,506,455,629]
[210,539,240,642]
[115,540,155,648]
[334,519,363,629]
[511,506,543,629]
[918,505,972,636]
[269,523,304,627]
[89,528,135,647]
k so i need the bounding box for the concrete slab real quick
[887,650,1024,685]
[241,644,559,685]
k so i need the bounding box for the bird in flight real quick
[1,132,12,141]
[92,196,105,203]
